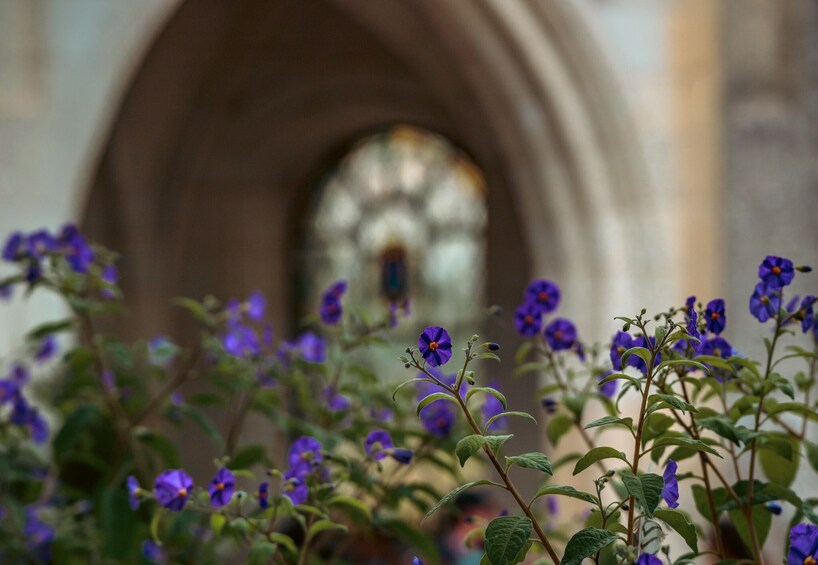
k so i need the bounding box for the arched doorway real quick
[82,0,665,462]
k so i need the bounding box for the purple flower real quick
[326,280,348,299]
[154,469,193,511]
[282,469,308,505]
[419,400,455,437]
[514,303,542,337]
[2,232,25,261]
[320,295,343,325]
[24,507,54,562]
[59,225,94,273]
[142,539,166,564]
[35,335,57,363]
[127,476,141,510]
[418,326,453,367]
[365,429,392,460]
[101,265,118,298]
[610,331,632,371]
[10,364,29,384]
[222,323,260,357]
[525,279,561,314]
[208,468,236,508]
[635,555,662,565]
[412,557,424,565]
[290,332,325,363]
[546,495,559,516]
[788,523,818,565]
[759,255,795,289]
[597,373,617,398]
[0,281,13,300]
[662,459,679,509]
[0,379,20,404]
[29,411,48,444]
[258,481,269,509]
[246,291,266,321]
[750,282,780,322]
[482,383,507,432]
[288,436,323,475]
[26,230,56,258]
[799,296,816,333]
[225,298,242,322]
[323,386,351,412]
[544,318,576,351]
[701,337,733,359]
[767,502,783,515]
[704,299,726,335]
[541,397,558,414]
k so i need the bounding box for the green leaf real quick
[532,485,598,505]
[759,436,800,488]
[691,484,727,522]
[137,431,181,468]
[621,346,653,370]
[648,393,698,415]
[650,436,722,458]
[656,358,708,373]
[392,378,431,401]
[423,480,501,522]
[485,411,536,431]
[572,447,628,475]
[805,440,818,474]
[268,532,298,555]
[727,505,771,550]
[229,443,268,470]
[560,528,618,565]
[695,417,742,446]
[54,405,105,463]
[26,318,75,339]
[621,470,664,518]
[180,405,224,449]
[546,413,574,447]
[417,392,459,415]
[456,435,486,467]
[505,452,553,475]
[484,434,514,455]
[327,495,372,523]
[584,416,633,433]
[248,541,279,565]
[484,516,532,565]
[99,486,138,558]
[598,372,641,387]
[307,518,347,538]
[653,509,698,552]
[466,387,507,409]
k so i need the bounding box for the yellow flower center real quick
[772,266,782,275]
[216,482,224,491]
[429,341,439,351]
[804,557,816,565]
[538,292,548,302]
[177,488,188,497]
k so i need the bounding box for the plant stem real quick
[415,355,560,564]
[744,317,784,564]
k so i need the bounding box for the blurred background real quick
[1,0,817,559]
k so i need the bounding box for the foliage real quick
[2,227,818,564]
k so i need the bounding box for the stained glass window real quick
[302,125,487,373]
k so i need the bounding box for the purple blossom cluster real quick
[513,280,580,353]
[281,436,328,505]
[2,225,96,289]
[0,364,48,444]
[128,466,237,512]
[319,280,347,325]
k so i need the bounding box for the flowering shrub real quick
[1,226,818,564]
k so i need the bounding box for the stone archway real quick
[82,0,667,469]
